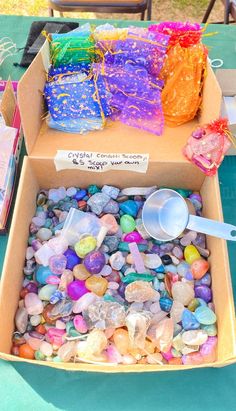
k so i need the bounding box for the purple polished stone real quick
[83,251,106,274]
[31,239,42,251]
[25,282,38,294]
[118,282,126,298]
[189,193,202,203]
[67,280,89,300]
[47,211,55,218]
[52,216,59,226]
[160,243,174,252]
[64,249,81,270]
[195,273,211,287]
[151,244,161,254]
[194,285,212,303]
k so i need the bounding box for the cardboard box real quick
[0,42,235,372]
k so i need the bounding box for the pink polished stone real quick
[49,254,67,275]
[46,328,66,346]
[200,336,217,363]
[107,344,123,363]
[124,231,143,243]
[128,242,146,274]
[27,337,42,351]
[67,280,89,300]
[24,293,44,315]
[73,315,88,333]
[46,275,61,285]
[100,214,119,235]
[161,348,173,361]
[182,352,204,365]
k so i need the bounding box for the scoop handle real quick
[187,215,236,241]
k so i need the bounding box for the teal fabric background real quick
[0,15,236,410]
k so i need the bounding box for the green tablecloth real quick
[0,15,236,411]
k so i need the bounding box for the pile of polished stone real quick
[12,185,217,366]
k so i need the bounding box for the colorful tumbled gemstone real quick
[181,309,200,330]
[194,306,216,325]
[190,258,209,280]
[67,280,89,300]
[83,251,106,274]
[74,236,97,258]
[120,215,136,233]
[159,297,173,313]
[184,245,201,265]
[85,276,108,296]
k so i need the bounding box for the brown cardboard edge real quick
[0,351,234,372]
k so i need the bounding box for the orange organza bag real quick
[149,22,208,127]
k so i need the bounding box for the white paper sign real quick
[54,150,149,173]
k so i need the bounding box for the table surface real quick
[0,15,236,411]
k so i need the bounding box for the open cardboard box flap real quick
[17,41,222,161]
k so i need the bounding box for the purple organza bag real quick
[93,61,164,135]
[105,29,169,77]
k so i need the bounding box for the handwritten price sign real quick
[54,150,149,173]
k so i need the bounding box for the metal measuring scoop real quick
[142,189,236,242]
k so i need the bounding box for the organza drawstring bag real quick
[149,22,207,127]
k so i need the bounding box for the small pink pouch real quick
[183,118,232,176]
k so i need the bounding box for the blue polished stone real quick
[182,309,200,330]
[119,200,138,217]
[154,265,165,273]
[36,266,54,285]
[159,297,173,312]
[74,189,87,201]
[64,249,81,270]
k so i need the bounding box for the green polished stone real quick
[120,214,136,233]
[34,350,46,361]
[121,273,154,284]
[88,184,100,195]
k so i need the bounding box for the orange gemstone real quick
[20,288,28,299]
[19,343,35,359]
[191,259,209,280]
[168,357,182,365]
[35,324,46,334]
[42,304,56,324]
[164,273,172,296]
[113,328,130,355]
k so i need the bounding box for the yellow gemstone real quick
[85,276,108,296]
[184,245,201,265]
